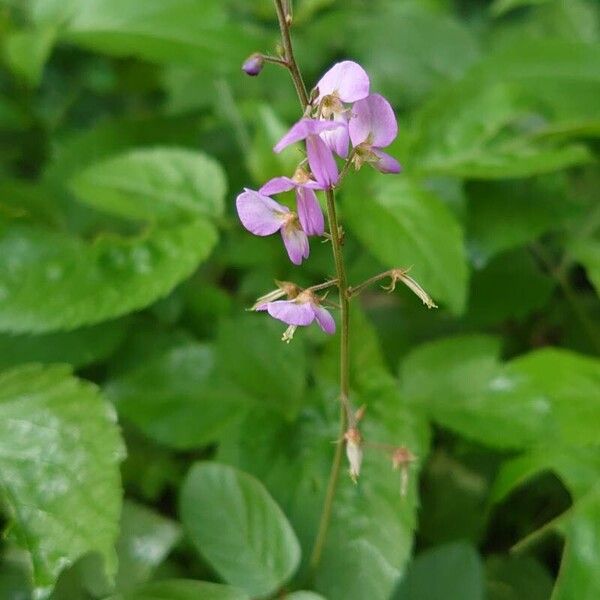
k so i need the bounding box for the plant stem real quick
[308,189,350,574]
[272,0,351,574]
[349,269,397,297]
[273,0,309,109]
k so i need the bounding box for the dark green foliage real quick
[0,1,598,599]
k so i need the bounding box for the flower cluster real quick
[236,61,401,338]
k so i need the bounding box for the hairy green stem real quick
[272,0,350,575]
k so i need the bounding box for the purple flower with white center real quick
[314,60,370,116]
[259,289,336,342]
[349,93,402,174]
[274,118,343,188]
[260,168,325,236]
[236,188,309,265]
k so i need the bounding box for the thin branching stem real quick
[272,0,350,575]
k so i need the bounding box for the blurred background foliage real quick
[0,0,598,599]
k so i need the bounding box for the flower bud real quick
[242,53,264,77]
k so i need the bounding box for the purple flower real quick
[236,188,309,265]
[349,93,402,174]
[314,61,370,115]
[260,169,325,236]
[274,118,342,188]
[242,53,264,76]
[320,112,350,158]
[259,289,336,341]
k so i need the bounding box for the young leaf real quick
[179,463,301,598]
[0,364,124,598]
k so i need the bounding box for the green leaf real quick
[486,555,553,600]
[0,364,124,598]
[0,320,128,371]
[344,173,468,314]
[408,83,591,179]
[61,0,264,73]
[106,579,249,600]
[0,220,217,333]
[491,0,553,17]
[286,593,327,600]
[401,337,600,449]
[346,3,479,108]
[246,105,301,186]
[179,462,301,598]
[113,501,181,592]
[4,26,56,86]
[552,487,600,600]
[69,148,226,223]
[105,342,247,450]
[466,174,577,265]
[392,542,484,600]
[569,235,600,297]
[216,315,307,419]
[466,249,554,326]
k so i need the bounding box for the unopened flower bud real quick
[344,427,363,483]
[242,53,264,77]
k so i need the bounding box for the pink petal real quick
[267,300,315,326]
[236,189,288,236]
[312,304,336,334]
[306,134,338,188]
[274,118,344,153]
[320,113,350,158]
[372,149,402,174]
[349,93,398,149]
[315,61,370,104]
[296,187,324,236]
[259,176,296,196]
[281,223,310,265]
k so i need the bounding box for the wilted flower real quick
[260,168,325,236]
[344,426,363,483]
[242,53,264,76]
[349,93,401,174]
[384,268,437,309]
[273,118,343,187]
[314,60,370,115]
[258,288,335,341]
[236,188,310,265]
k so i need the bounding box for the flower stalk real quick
[235,0,430,576]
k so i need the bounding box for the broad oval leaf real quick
[344,173,468,314]
[0,364,124,598]
[179,462,301,598]
[0,220,217,333]
[69,148,226,223]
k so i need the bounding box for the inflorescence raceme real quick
[236,56,434,489]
